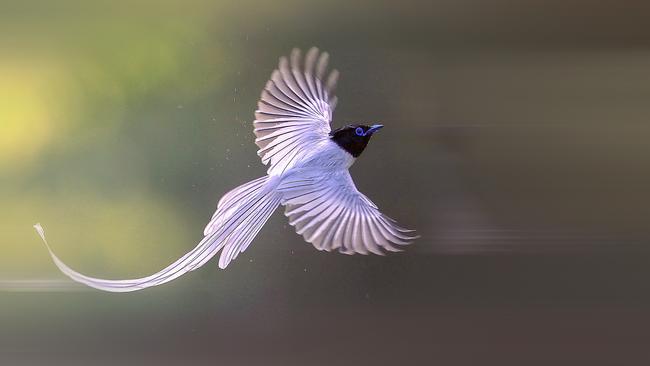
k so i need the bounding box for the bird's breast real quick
[296,139,356,171]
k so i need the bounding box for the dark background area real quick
[1,0,650,364]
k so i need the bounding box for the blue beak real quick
[367,124,384,135]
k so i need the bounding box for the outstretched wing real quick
[254,47,339,175]
[277,171,419,254]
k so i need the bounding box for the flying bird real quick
[34,47,419,292]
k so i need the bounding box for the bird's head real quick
[330,124,384,157]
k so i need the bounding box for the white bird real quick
[34,47,419,292]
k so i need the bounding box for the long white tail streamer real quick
[33,176,281,292]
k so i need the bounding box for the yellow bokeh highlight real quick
[0,60,71,170]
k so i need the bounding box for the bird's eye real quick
[355,127,365,136]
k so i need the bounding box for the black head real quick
[329,124,384,157]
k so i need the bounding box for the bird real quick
[34,47,419,292]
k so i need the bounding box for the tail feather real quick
[34,175,280,292]
[217,189,281,268]
[204,175,268,236]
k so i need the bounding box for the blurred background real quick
[2,0,650,365]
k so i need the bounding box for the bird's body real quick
[34,48,418,292]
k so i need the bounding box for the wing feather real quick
[254,47,338,175]
[279,171,418,255]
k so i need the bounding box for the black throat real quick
[330,126,372,157]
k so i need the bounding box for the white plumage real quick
[34,47,418,292]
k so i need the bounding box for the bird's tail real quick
[34,175,281,292]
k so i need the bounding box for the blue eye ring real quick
[355,127,365,136]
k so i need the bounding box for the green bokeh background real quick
[2,1,650,365]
